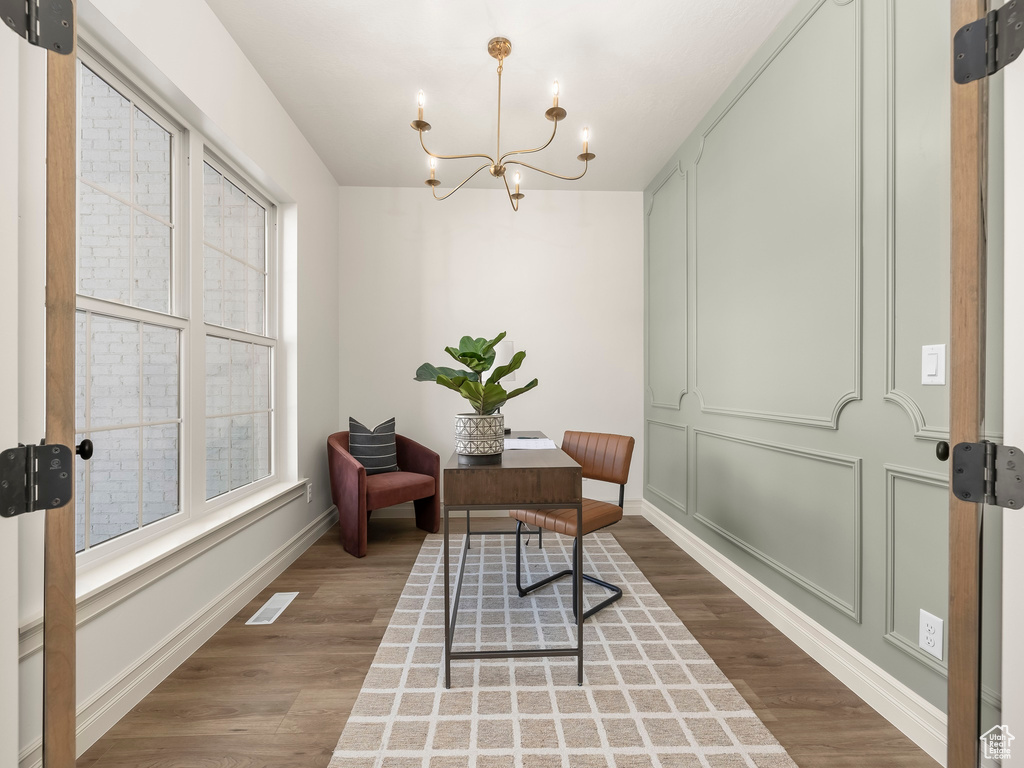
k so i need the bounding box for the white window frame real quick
[76,47,188,316]
[194,151,279,512]
[74,46,189,566]
[74,42,282,568]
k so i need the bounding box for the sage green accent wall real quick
[646,420,687,513]
[693,1,860,429]
[694,429,860,620]
[885,465,949,662]
[643,0,1003,716]
[646,167,687,409]
[886,0,951,440]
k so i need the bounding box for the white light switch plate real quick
[919,609,943,660]
[921,344,946,386]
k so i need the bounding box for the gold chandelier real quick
[410,37,595,212]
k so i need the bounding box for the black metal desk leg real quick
[443,504,451,689]
[576,502,583,686]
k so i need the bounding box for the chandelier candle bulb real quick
[417,90,425,121]
[582,127,589,154]
[425,156,440,187]
[552,80,559,108]
[511,171,524,202]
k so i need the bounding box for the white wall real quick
[337,187,645,503]
[12,0,341,762]
[1,29,22,768]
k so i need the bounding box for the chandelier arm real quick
[420,131,494,164]
[501,174,519,212]
[503,158,589,182]
[431,163,493,201]
[498,120,558,164]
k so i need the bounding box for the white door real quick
[0,28,21,768]
[1002,56,1024,743]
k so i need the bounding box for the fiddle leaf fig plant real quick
[414,331,539,415]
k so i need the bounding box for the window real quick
[77,61,174,312]
[74,50,277,558]
[202,159,275,500]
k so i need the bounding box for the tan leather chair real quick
[510,431,635,620]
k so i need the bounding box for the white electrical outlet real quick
[919,609,943,660]
[306,483,313,503]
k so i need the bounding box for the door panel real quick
[1001,42,1024,751]
[1,29,22,768]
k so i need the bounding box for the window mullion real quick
[187,131,207,516]
[203,324,277,348]
[251,342,257,479]
[75,295,186,329]
[84,311,92,550]
[128,104,135,308]
[137,321,144,530]
[219,173,226,331]
[76,178,174,230]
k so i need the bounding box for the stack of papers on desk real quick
[504,438,557,450]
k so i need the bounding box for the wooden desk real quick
[442,432,583,687]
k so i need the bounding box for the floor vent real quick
[246,592,299,625]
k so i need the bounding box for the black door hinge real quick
[954,0,1024,84]
[951,441,1024,509]
[0,442,74,518]
[0,0,74,55]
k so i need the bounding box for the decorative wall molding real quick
[883,464,949,674]
[692,429,862,621]
[644,161,685,217]
[880,0,1002,445]
[880,464,998,714]
[644,419,687,514]
[882,0,947,442]
[639,499,947,766]
[691,390,862,432]
[691,0,862,430]
[645,162,687,410]
[18,505,338,768]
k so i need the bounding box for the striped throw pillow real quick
[348,417,399,475]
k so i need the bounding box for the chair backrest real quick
[328,431,351,454]
[561,431,635,485]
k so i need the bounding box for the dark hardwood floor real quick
[77,515,940,767]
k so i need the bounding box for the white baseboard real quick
[18,505,338,768]
[374,499,645,519]
[638,499,948,766]
[623,499,644,516]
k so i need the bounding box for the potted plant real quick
[415,331,538,464]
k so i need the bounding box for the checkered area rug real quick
[330,531,797,768]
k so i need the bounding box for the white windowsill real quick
[76,478,306,596]
[19,478,307,654]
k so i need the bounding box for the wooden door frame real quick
[43,8,77,767]
[948,0,988,765]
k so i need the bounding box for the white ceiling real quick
[205,0,802,192]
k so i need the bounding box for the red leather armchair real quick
[327,431,440,557]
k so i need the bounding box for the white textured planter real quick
[454,412,504,464]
